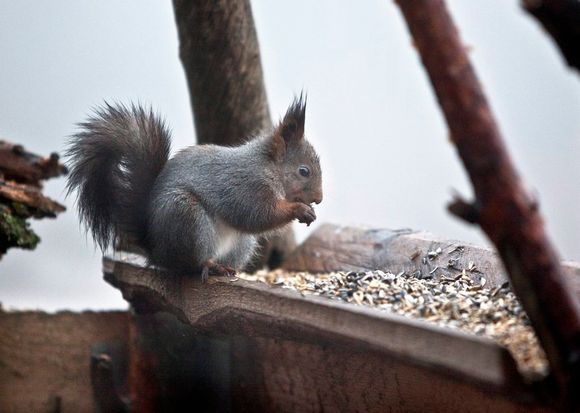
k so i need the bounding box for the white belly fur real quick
[214,219,241,260]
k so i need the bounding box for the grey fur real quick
[66,96,322,276]
[66,103,170,251]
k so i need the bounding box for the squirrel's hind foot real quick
[200,261,237,282]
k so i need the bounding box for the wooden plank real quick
[283,224,580,297]
[103,252,550,409]
[0,310,129,413]
[250,337,549,413]
[126,311,232,413]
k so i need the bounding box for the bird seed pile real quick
[238,268,548,378]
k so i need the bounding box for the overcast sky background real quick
[1,1,579,311]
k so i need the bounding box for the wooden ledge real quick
[104,250,540,401]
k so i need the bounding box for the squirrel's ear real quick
[278,94,306,143]
[268,134,286,161]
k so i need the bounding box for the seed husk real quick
[239,266,548,379]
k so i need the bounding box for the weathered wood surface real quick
[0,141,67,185]
[0,181,65,218]
[0,310,129,413]
[104,250,555,411]
[283,224,580,298]
[126,311,232,413]
[249,337,549,413]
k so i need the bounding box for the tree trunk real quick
[172,0,296,268]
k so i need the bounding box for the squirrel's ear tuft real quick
[279,93,306,142]
[269,93,307,160]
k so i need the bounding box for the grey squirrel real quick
[66,96,322,279]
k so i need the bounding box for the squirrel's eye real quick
[298,166,310,178]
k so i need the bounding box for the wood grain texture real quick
[252,337,550,413]
[0,310,129,413]
[126,311,232,413]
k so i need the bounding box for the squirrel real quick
[66,96,322,280]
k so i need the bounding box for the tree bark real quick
[395,0,580,408]
[0,141,66,257]
[172,0,295,268]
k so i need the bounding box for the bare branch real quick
[395,0,580,407]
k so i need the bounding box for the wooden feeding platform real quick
[103,224,580,412]
[101,1,580,409]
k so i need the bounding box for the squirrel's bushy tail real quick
[66,103,171,251]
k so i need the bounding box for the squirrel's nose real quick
[313,194,323,205]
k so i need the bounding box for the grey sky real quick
[1,1,578,311]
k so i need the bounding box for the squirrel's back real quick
[67,96,321,276]
[66,103,171,251]
[152,137,284,210]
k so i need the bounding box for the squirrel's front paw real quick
[294,203,316,226]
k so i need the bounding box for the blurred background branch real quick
[522,0,580,73]
[395,0,580,408]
